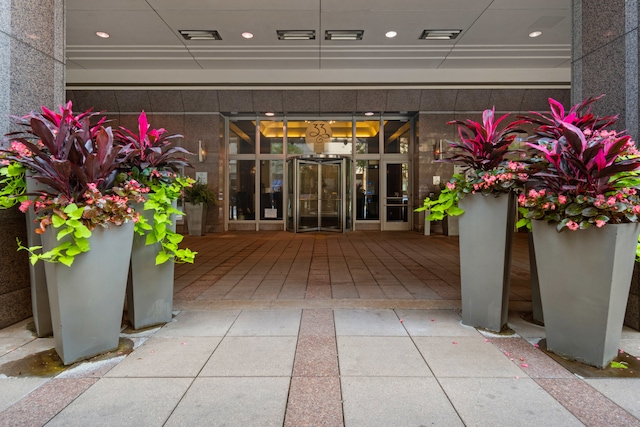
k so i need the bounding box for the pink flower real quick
[566,220,579,231]
[607,197,617,206]
[18,200,32,213]
[446,182,455,191]
[557,195,567,204]
[595,219,606,228]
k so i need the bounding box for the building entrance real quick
[287,155,349,233]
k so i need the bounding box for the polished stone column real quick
[572,0,638,141]
[0,0,65,329]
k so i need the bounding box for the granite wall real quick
[0,0,65,329]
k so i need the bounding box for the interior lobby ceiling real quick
[64,0,571,88]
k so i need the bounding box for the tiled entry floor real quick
[2,231,640,426]
[171,231,533,308]
[3,308,640,426]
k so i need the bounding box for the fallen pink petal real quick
[452,341,458,344]
[521,363,529,368]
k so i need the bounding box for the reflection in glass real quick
[355,120,380,154]
[386,162,409,222]
[260,160,283,220]
[229,121,256,154]
[229,159,255,220]
[355,160,379,220]
[384,120,410,154]
[259,120,284,154]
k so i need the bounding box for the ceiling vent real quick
[325,30,364,41]
[277,30,316,40]
[179,30,222,41]
[419,30,462,40]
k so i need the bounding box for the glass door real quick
[293,156,345,232]
[382,161,410,231]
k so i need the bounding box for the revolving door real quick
[287,156,349,233]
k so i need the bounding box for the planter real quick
[532,221,640,368]
[25,174,52,337]
[43,222,134,365]
[458,192,516,332]
[126,198,177,329]
[184,202,208,236]
[527,232,544,325]
[443,215,459,236]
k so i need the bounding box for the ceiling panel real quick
[149,0,319,11]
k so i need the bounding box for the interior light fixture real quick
[419,29,462,40]
[325,30,364,41]
[265,112,275,117]
[241,32,254,39]
[96,31,110,38]
[198,140,207,163]
[528,31,543,38]
[385,31,397,38]
[364,112,375,116]
[277,30,315,40]
[179,30,222,40]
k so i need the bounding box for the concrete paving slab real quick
[414,336,523,378]
[341,377,463,427]
[334,309,406,336]
[0,319,38,357]
[585,378,640,419]
[338,336,432,377]
[200,336,296,377]
[164,377,289,427]
[105,337,221,378]
[395,309,480,337]
[620,338,640,358]
[45,377,192,427]
[154,310,240,337]
[439,377,583,427]
[0,336,55,365]
[227,309,301,336]
[0,377,47,412]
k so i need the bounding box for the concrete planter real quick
[443,215,459,236]
[25,174,52,337]
[184,202,208,236]
[458,192,515,332]
[532,221,640,368]
[126,198,177,330]
[43,222,134,365]
[528,232,544,325]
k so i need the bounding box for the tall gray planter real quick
[458,192,515,332]
[126,198,176,330]
[184,202,207,236]
[528,233,544,325]
[532,221,640,368]
[43,222,134,365]
[25,175,52,337]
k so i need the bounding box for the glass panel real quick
[345,159,352,230]
[259,120,284,154]
[229,159,256,220]
[386,163,409,222]
[287,158,294,231]
[229,120,256,155]
[286,120,352,155]
[355,120,380,154]
[355,160,379,220]
[320,162,341,230]
[260,160,283,220]
[384,120,410,154]
[298,162,318,230]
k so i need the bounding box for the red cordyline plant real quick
[518,96,640,232]
[417,108,529,220]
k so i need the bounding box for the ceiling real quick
[65,0,572,87]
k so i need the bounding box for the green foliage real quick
[134,175,197,264]
[610,361,628,369]
[183,179,216,205]
[415,178,464,221]
[17,203,91,267]
[0,162,27,209]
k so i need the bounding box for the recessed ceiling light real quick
[364,112,375,116]
[265,112,275,117]
[419,30,462,40]
[385,31,397,38]
[96,31,110,38]
[241,32,254,39]
[277,30,316,40]
[325,30,364,41]
[179,30,222,40]
[529,31,543,38]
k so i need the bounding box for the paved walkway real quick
[1,231,640,426]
